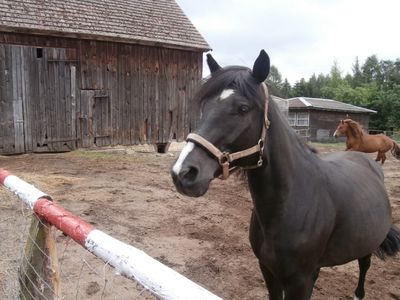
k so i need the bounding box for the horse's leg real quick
[305,268,320,299]
[375,152,381,162]
[283,274,315,300]
[354,254,371,299]
[259,263,283,300]
[381,152,386,164]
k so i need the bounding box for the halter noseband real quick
[186,82,270,180]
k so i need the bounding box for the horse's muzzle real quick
[171,168,210,198]
[333,130,339,138]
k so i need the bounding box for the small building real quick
[288,97,376,142]
[0,0,210,154]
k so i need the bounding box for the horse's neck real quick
[247,101,316,224]
[346,126,364,146]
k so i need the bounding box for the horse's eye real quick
[238,105,250,114]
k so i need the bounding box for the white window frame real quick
[288,112,310,127]
[296,112,309,127]
[288,112,296,126]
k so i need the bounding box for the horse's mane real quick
[195,66,265,109]
[344,119,365,139]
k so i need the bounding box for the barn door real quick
[0,45,78,154]
[80,90,111,147]
[34,47,78,152]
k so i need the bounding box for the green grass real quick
[67,148,164,163]
[309,142,346,149]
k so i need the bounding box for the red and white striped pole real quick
[0,169,222,300]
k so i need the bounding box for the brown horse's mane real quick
[344,119,365,139]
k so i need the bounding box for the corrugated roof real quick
[288,97,376,114]
[0,0,210,51]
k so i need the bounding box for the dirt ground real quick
[0,143,399,299]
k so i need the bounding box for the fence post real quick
[19,216,60,299]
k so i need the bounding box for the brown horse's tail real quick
[391,141,400,159]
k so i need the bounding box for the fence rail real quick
[0,169,222,300]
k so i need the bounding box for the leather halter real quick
[186,82,270,180]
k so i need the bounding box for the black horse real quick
[171,50,400,299]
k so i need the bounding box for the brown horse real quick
[333,119,400,163]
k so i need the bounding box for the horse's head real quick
[333,119,350,138]
[171,50,270,197]
[333,119,363,139]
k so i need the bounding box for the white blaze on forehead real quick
[219,89,235,101]
[172,142,195,175]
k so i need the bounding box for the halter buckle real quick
[218,152,231,165]
[258,139,264,155]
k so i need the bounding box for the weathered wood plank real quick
[11,46,25,153]
[129,45,137,144]
[70,65,77,147]
[80,90,93,147]
[123,44,131,145]
[37,47,47,150]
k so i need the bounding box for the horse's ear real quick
[206,53,221,74]
[252,50,270,83]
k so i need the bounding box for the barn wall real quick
[0,32,203,153]
[78,40,202,147]
[291,109,371,142]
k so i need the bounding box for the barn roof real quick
[288,97,377,114]
[0,0,210,51]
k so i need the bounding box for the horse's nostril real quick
[180,166,199,182]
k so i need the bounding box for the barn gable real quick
[0,1,209,154]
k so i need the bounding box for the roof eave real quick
[0,26,212,52]
[289,106,377,114]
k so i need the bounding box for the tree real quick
[281,78,292,98]
[362,55,381,84]
[369,84,400,130]
[266,55,400,130]
[320,61,345,100]
[351,56,363,88]
[292,78,308,97]
[266,65,284,97]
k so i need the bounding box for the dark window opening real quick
[36,48,43,58]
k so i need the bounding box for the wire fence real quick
[0,188,155,300]
[0,190,28,299]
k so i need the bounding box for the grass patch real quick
[67,148,166,163]
[309,142,346,150]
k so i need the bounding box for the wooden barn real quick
[0,0,210,154]
[288,97,376,142]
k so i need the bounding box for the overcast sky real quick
[176,0,400,84]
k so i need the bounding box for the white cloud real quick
[176,0,400,84]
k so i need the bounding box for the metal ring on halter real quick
[219,152,230,165]
[258,139,264,154]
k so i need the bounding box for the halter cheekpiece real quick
[186,82,270,180]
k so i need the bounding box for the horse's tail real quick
[375,225,400,260]
[391,141,400,159]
